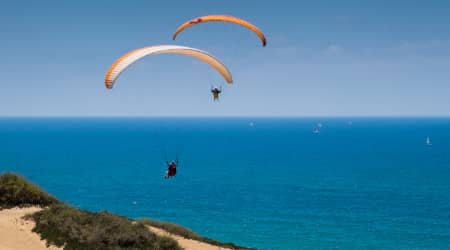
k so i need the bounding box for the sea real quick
[1,117,449,250]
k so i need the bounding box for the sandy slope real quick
[0,207,230,250]
[0,207,61,250]
[147,226,232,250]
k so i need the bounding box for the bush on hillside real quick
[31,204,182,250]
[0,172,59,208]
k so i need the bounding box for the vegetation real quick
[1,172,181,250]
[140,219,254,250]
[31,205,182,250]
[0,172,252,250]
[0,172,59,208]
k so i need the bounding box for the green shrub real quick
[0,172,59,208]
[140,219,254,250]
[31,204,182,250]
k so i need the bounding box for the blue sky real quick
[1,0,450,116]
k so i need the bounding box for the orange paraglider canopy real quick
[173,15,267,47]
[104,45,233,89]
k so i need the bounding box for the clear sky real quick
[1,0,450,117]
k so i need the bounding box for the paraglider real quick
[173,15,267,47]
[211,85,222,101]
[164,160,178,179]
[104,45,233,89]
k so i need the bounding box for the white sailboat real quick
[313,126,320,134]
[426,136,432,146]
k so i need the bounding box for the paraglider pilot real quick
[165,159,178,178]
[211,86,222,101]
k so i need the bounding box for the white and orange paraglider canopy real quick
[104,45,233,89]
[173,15,267,47]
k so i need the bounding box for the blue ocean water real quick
[1,118,450,250]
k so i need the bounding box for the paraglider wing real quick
[104,45,233,89]
[173,15,267,47]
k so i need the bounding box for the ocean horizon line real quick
[1,115,450,119]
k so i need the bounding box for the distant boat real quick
[313,127,320,134]
[249,122,254,127]
[426,136,432,146]
[348,121,353,126]
[317,123,323,128]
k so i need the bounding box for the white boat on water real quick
[313,127,320,134]
[426,136,432,146]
